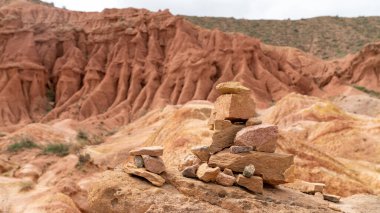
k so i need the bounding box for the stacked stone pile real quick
[180,82,294,194]
[125,146,166,186]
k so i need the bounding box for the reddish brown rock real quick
[142,155,166,174]
[215,172,235,186]
[234,124,278,153]
[236,175,263,194]
[196,163,220,182]
[182,165,199,178]
[191,146,210,162]
[214,94,256,121]
[214,119,232,131]
[223,168,234,177]
[129,146,163,157]
[209,124,244,154]
[208,150,294,185]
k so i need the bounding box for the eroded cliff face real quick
[0,1,378,130]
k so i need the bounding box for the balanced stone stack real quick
[180,81,294,194]
[125,146,166,186]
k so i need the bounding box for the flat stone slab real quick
[129,146,163,156]
[234,124,278,153]
[323,194,341,203]
[216,81,250,94]
[236,175,263,194]
[208,150,294,185]
[124,166,165,187]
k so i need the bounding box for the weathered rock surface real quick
[215,172,235,186]
[209,150,294,185]
[215,81,250,94]
[191,145,210,162]
[129,146,163,157]
[182,165,199,178]
[223,168,234,177]
[214,94,256,121]
[230,145,253,154]
[234,124,278,153]
[142,155,166,174]
[134,155,144,168]
[236,175,263,194]
[209,125,244,154]
[243,164,255,178]
[124,166,165,186]
[196,163,220,182]
[284,180,325,194]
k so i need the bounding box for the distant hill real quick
[184,16,380,59]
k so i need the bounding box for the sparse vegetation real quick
[76,130,89,141]
[7,137,39,152]
[352,85,380,99]
[43,144,70,157]
[184,16,380,59]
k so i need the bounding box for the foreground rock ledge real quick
[124,166,165,186]
[129,146,164,156]
[208,150,294,185]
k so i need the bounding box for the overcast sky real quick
[41,0,380,20]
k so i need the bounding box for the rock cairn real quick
[125,146,166,186]
[180,81,294,194]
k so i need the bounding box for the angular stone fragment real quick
[191,146,210,162]
[243,164,255,178]
[230,146,253,154]
[284,180,325,194]
[323,194,341,203]
[216,172,235,186]
[246,117,262,126]
[124,166,165,186]
[234,124,278,153]
[142,155,166,174]
[196,163,220,182]
[236,175,263,194]
[209,124,244,154]
[214,94,256,121]
[223,168,234,177]
[208,150,294,185]
[216,81,250,94]
[129,146,163,156]
[178,154,201,171]
[214,119,232,131]
[182,165,199,178]
[314,192,324,200]
[134,155,144,168]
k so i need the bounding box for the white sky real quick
[41,0,380,20]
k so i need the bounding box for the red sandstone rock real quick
[234,124,278,153]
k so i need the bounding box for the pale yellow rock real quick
[236,175,263,194]
[208,150,294,185]
[246,117,263,126]
[196,163,220,182]
[216,81,250,94]
[129,146,163,156]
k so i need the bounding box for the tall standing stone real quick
[214,94,256,121]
